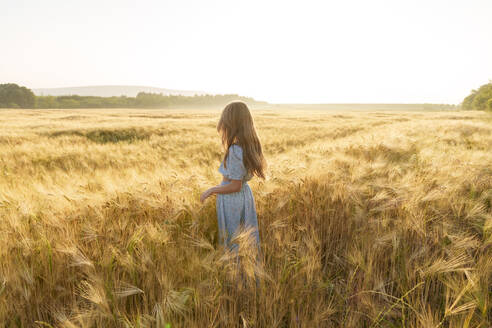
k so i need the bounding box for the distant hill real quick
[32,85,206,97]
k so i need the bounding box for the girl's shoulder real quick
[229,143,243,156]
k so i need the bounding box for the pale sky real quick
[1,0,491,104]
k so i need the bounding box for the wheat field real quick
[0,107,491,327]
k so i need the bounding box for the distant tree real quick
[58,98,80,108]
[471,83,492,111]
[462,82,492,111]
[0,83,36,108]
[461,90,476,110]
[8,87,265,109]
[36,95,59,109]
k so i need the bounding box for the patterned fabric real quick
[216,144,261,254]
[218,144,253,182]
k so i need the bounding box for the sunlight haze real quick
[2,0,491,104]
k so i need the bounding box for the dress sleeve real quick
[226,145,247,180]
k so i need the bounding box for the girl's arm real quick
[200,179,242,203]
[211,179,242,194]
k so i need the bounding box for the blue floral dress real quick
[217,144,261,255]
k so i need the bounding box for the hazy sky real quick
[1,0,491,104]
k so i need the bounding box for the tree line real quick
[462,82,492,111]
[4,82,492,110]
[0,84,266,109]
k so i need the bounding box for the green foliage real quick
[0,82,266,109]
[462,82,492,111]
[36,94,136,108]
[422,103,457,110]
[35,93,266,109]
[0,83,35,108]
[134,92,264,108]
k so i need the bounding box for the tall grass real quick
[0,108,490,327]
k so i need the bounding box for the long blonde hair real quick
[217,101,266,179]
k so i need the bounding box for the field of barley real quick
[0,107,491,327]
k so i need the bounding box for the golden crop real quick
[0,107,490,327]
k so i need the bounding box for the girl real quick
[200,101,266,264]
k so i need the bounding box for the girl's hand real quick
[200,189,214,203]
